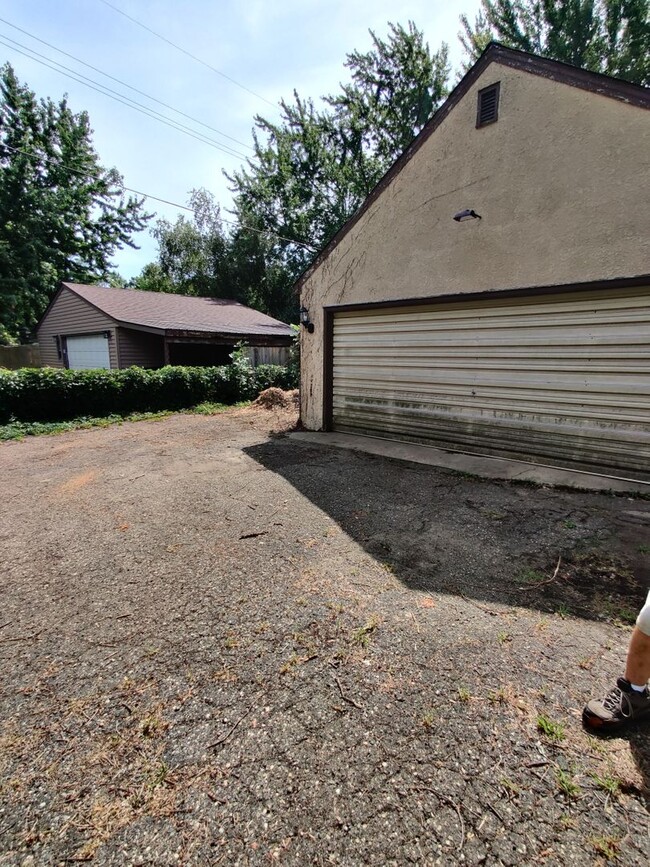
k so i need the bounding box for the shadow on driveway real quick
[244,437,650,624]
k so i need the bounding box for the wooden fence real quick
[0,344,42,369]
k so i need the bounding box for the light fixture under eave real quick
[299,305,315,333]
[453,209,482,222]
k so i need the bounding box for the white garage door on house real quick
[66,333,111,370]
[331,286,650,481]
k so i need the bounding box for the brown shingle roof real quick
[62,283,293,337]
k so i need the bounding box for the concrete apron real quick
[290,431,650,495]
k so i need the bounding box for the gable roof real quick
[296,42,650,292]
[50,283,293,337]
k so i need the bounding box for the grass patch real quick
[537,714,565,742]
[351,615,380,648]
[0,403,245,441]
[590,772,621,797]
[517,568,546,586]
[590,835,621,860]
[555,767,581,799]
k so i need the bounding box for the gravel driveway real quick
[1,405,649,865]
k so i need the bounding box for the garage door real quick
[66,334,111,370]
[331,286,650,480]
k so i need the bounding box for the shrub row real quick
[0,362,297,424]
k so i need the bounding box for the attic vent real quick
[476,82,500,127]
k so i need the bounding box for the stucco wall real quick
[299,59,650,430]
[37,287,118,368]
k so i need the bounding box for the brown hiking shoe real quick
[583,678,650,731]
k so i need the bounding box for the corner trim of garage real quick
[289,431,650,495]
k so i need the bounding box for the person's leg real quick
[625,626,650,687]
[582,592,650,731]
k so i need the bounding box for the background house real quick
[298,44,650,482]
[37,283,294,369]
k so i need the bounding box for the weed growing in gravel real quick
[517,568,546,585]
[500,777,521,797]
[590,773,621,797]
[351,616,380,648]
[457,687,471,702]
[562,519,577,529]
[556,603,571,618]
[555,767,581,799]
[488,687,508,704]
[497,631,512,645]
[558,814,578,830]
[484,509,506,520]
[212,667,238,684]
[578,656,595,670]
[537,715,565,742]
[590,835,621,860]
[421,710,436,729]
[280,654,300,675]
[639,544,650,554]
[586,735,608,756]
[148,761,169,790]
[140,715,164,738]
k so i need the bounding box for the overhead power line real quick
[0,142,317,251]
[0,16,255,153]
[97,0,276,109]
[0,34,249,160]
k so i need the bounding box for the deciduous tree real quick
[0,63,150,342]
[459,1,649,84]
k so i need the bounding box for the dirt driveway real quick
[1,405,649,865]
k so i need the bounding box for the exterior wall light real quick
[299,305,315,333]
[453,209,482,222]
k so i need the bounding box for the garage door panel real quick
[333,389,650,423]
[333,406,649,475]
[66,334,111,370]
[331,287,650,480]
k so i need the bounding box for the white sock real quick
[630,683,646,692]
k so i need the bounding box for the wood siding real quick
[117,327,165,368]
[37,288,118,368]
[331,286,650,481]
[245,345,290,367]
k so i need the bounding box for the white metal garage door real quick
[66,334,111,369]
[332,286,650,480]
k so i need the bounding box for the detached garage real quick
[37,282,294,370]
[298,45,650,482]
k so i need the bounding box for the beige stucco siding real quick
[300,59,650,430]
[37,287,118,368]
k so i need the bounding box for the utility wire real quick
[0,35,249,160]
[0,142,317,250]
[0,16,254,153]
[97,0,276,109]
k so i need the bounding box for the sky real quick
[0,0,481,279]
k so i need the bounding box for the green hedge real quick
[0,363,297,424]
